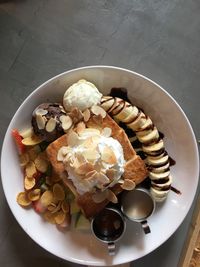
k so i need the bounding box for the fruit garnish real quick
[12,129,25,155]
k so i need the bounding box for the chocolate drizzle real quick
[109,87,131,103]
[106,87,181,197]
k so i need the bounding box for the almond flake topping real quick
[82,149,100,162]
[106,189,118,203]
[92,190,107,203]
[91,105,106,118]
[85,170,97,180]
[76,162,94,175]
[80,128,101,136]
[46,118,57,132]
[102,127,112,137]
[60,115,73,131]
[69,107,83,123]
[76,121,86,134]
[67,130,79,147]
[96,172,110,186]
[101,146,117,165]
[36,114,46,129]
[83,109,91,122]
[93,114,103,125]
[35,108,48,116]
[120,179,136,190]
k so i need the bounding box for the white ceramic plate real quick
[1,66,199,266]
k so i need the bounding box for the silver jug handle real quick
[141,220,151,234]
[108,241,116,256]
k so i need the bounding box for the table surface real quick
[0,1,199,267]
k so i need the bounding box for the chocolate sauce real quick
[92,209,124,242]
[109,87,131,103]
[118,121,136,138]
[169,156,176,166]
[171,186,182,195]
[159,131,165,139]
[108,87,178,195]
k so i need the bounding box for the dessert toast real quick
[46,114,148,218]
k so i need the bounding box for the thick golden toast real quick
[46,114,148,218]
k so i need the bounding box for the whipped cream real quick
[57,129,125,195]
[63,79,102,111]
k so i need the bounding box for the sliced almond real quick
[60,115,73,132]
[17,192,31,206]
[97,172,110,184]
[86,119,103,131]
[80,128,101,136]
[45,118,57,132]
[40,190,54,207]
[36,108,48,116]
[19,127,34,139]
[102,127,112,138]
[101,146,117,165]
[93,114,103,125]
[34,156,48,173]
[67,130,79,147]
[120,179,136,190]
[70,156,81,169]
[27,189,41,201]
[53,183,65,201]
[91,105,106,118]
[69,107,83,123]
[85,170,98,180]
[76,121,86,134]
[25,161,37,177]
[76,153,86,164]
[57,146,72,161]
[82,137,97,149]
[83,109,91,122]
[36,114,46,130]
[92,190,107,203]
[24,176,36,190]
[82,149,100,162]
[22,134,43,146]
[106,189,118,203]
[76,162,94,175]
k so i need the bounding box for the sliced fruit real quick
[12,129,25,155]
[32,199,46,213]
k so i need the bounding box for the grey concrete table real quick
[0,1,199,266]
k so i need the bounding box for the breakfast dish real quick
[13,79,150,228]
[13,79,176,232]
[47,111,147,218]
[2,66,198,265]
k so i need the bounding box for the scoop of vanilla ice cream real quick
[63,79,103,111]
[57,129,125,195]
